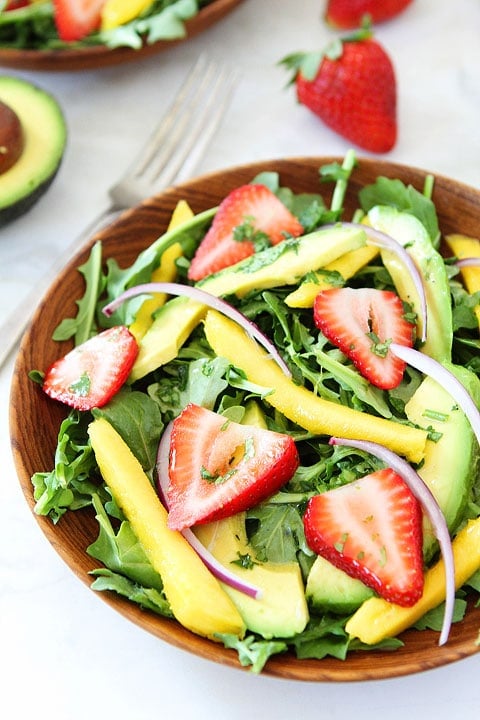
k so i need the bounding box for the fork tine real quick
[152,64,238,187]
[139,58,237,189]
[125,53,211,180]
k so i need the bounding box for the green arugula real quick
[92,388,164,479]
[358,176,440,246]
[52,241,104,345]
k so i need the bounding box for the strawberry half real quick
[43,326,138,411]
[187,184,303,281]
[281,33,397,153]
[53,0,105,42]
[303,468,424,606]
[325,0,414,29]
[166,403,299,530]
[313,287,415,390]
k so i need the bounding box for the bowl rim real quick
[9,155,480,682]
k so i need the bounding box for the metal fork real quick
[0,54,236,369]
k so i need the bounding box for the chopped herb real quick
[422,409,450,422]
[231,552,258,570]
[69,372,91,397]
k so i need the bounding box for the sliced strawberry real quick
[5,1,29,9]
[303,468,424,606]
[313,287,415,390]
[43,326,138,411]
[325,0,414,29]
[187,184,303,281]
[166,403,299,530]
[53,0,105,42]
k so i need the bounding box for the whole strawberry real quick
[281,30,397,153]
[325,0,414,29]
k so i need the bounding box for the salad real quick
[0,0,216,50]
[29,152,480,674]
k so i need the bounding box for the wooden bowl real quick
[10,157,480,682]
[0,0,244,72]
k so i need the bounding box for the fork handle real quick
[0,205,121,370]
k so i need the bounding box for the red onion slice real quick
[155,421,262,600]
[329,436,455,646]
[103,282,291,378]
[390,343,480,447]
[454,257,480,268]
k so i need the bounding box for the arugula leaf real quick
[147,355,230,422]
[92,389,163,478]
[52,241,104,345]
[247,504,306,562]
[87,495,166,592]
[31,411,100,522]
[413,598,467,631]
[102,207,216,326]
[466,569,480,593]
[358,176,440,245]
[216,633,287,674]
[91,570,172,616]
[450,280,480,332]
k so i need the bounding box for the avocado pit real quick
[0,99,25,174]
[0,76,67,226]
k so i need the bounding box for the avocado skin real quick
[0,169,61,226]
[0,76,67,226]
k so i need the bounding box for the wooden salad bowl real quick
[0,0,245,72]
[9,157,480,682]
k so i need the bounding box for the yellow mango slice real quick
[101,0,153,30]
[129,201,193,341]
[88,418,245,640]
[195,515,309,639]
[128,243,183,341]
[346,517,480,644]
[444,233,480,330]
[203,310,428,463]
[285,245,379,308]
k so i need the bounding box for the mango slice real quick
[285,245,379,308]
[129,200,193,341]
[195,515,309,639]
[101,0,153,30]
[203,310,428,463]
[345,517,480,644]
[445,233,480,331]
[88,417,245,640]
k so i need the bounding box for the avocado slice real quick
[0,76,67,226]
[404,363,480,558]
[367,205,452,363]
[306,554,373,615]
[194,513,309,639]
[130,223,367,381]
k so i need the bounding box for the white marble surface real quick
[2,0,480,717]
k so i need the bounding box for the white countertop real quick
[2,0,480,717]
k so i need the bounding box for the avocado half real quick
[0,76,67,226]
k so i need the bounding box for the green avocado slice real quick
[0,76,67,226]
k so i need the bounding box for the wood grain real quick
[0,0,245,72]
[9,156,480,681]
